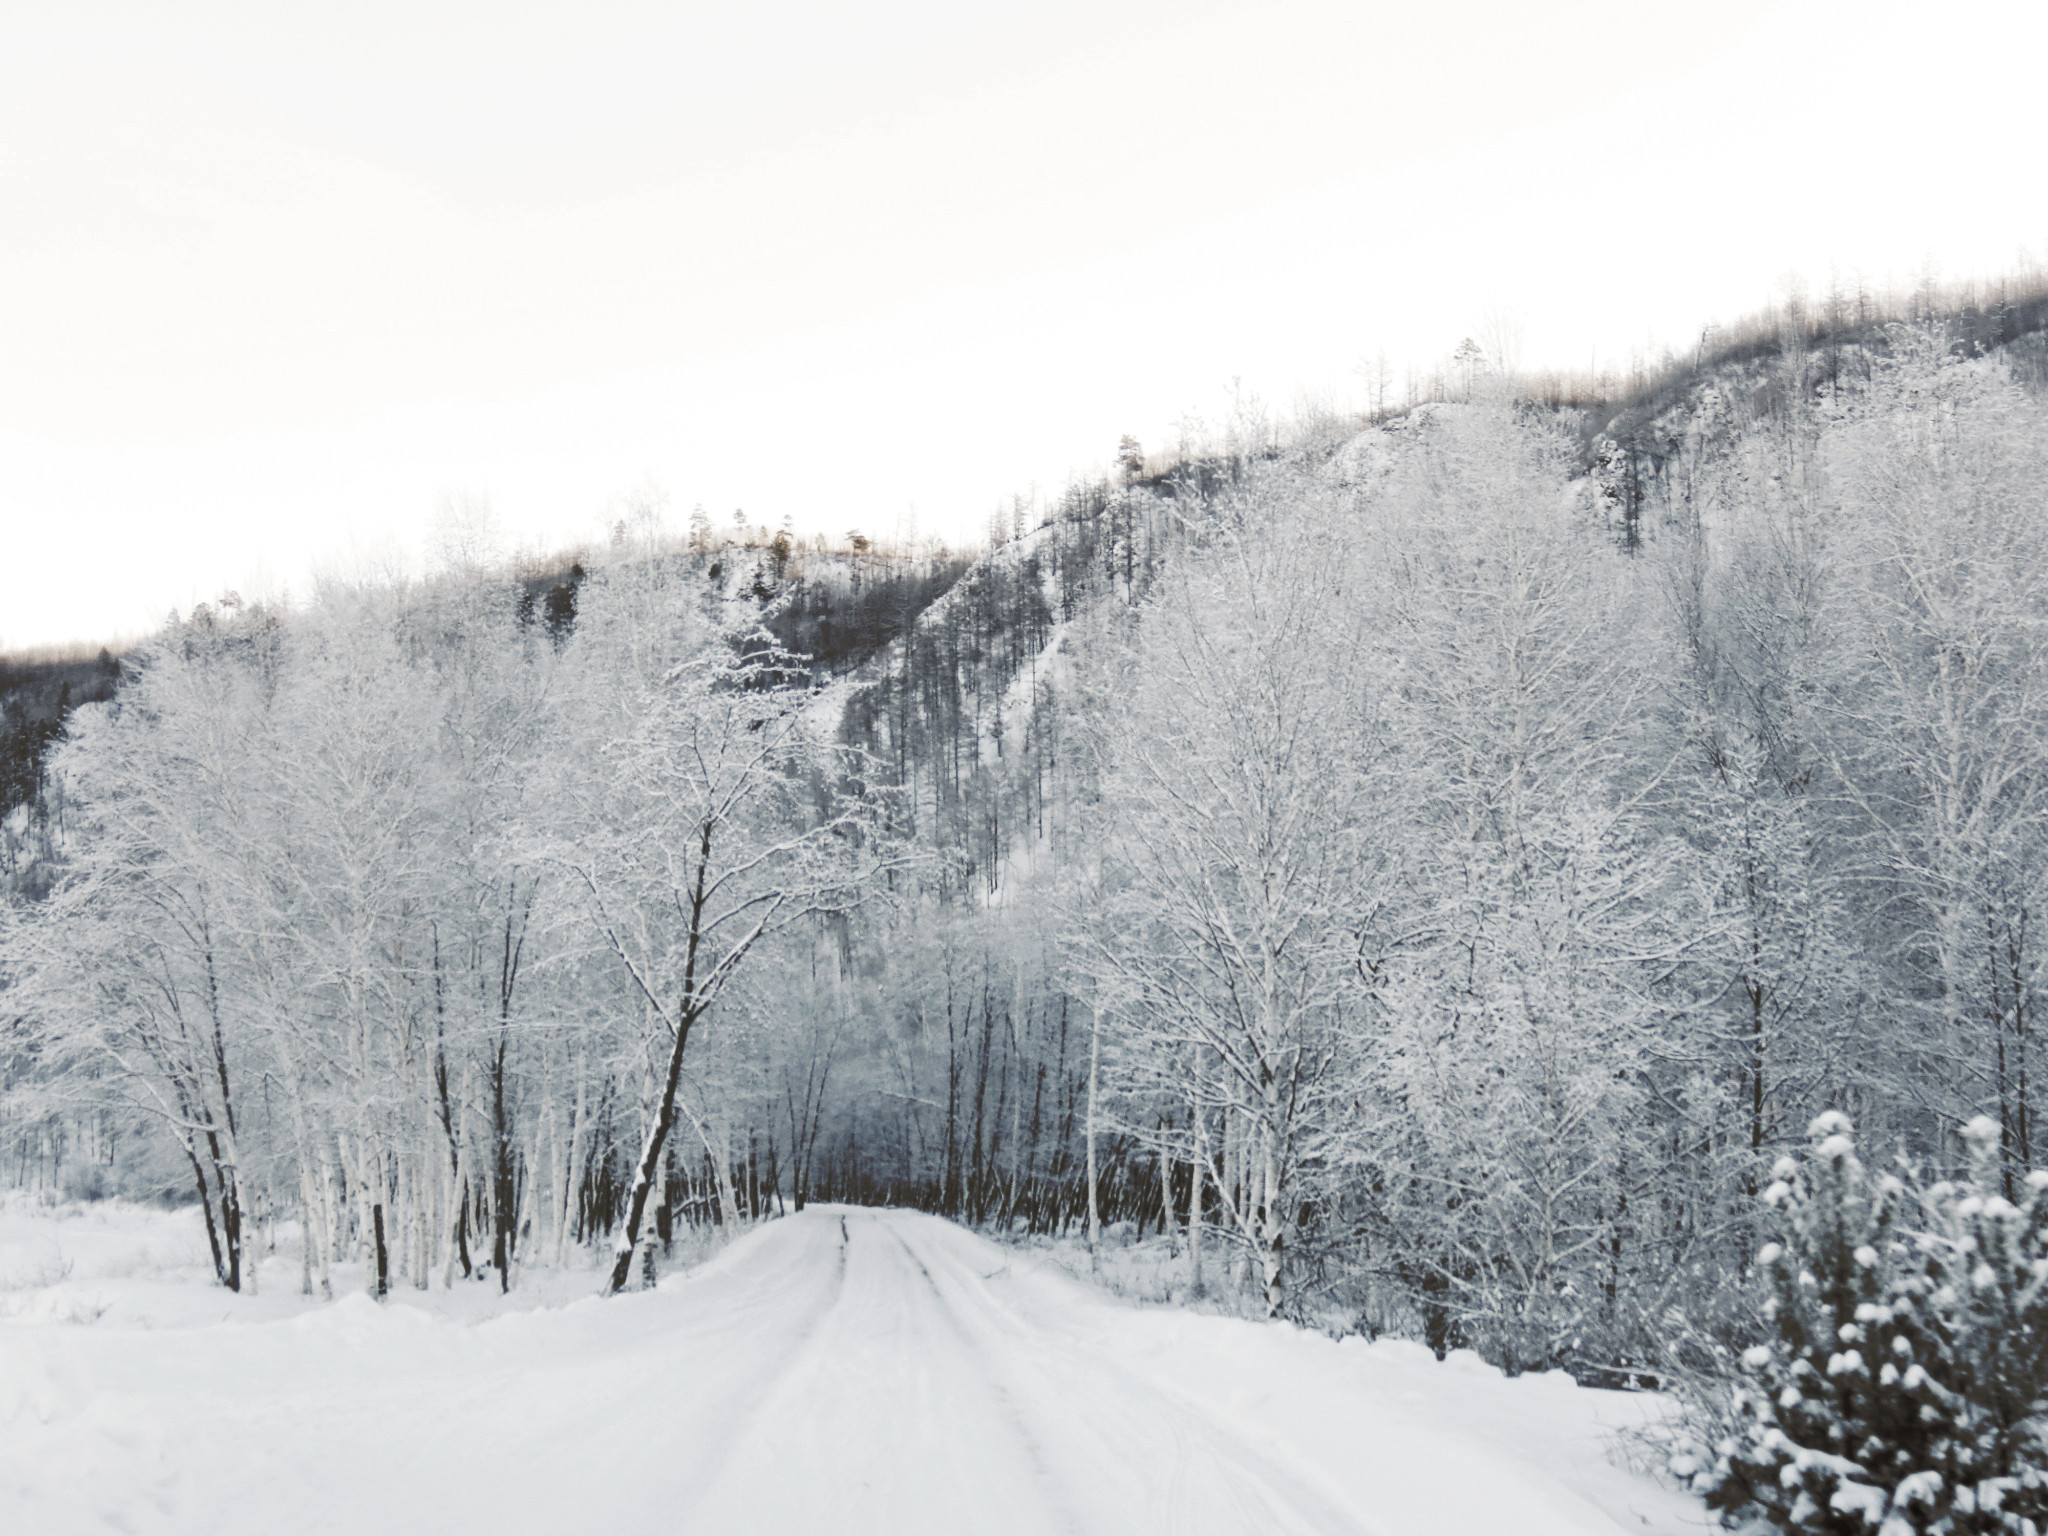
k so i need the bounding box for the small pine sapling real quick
[1703,1112,1912,1532]
[1703,1113,2048,1535]
[1881,1119,2048,1533]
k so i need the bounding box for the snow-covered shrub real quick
[57,1159,108,1204]
[1702,1114,2048,1534]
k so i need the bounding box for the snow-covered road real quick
[1,1205,1706,1534]
[683,1207,1371,1534]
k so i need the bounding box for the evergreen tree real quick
[1705,1114,2048,1534]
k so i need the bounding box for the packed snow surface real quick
[1,1200,1706,1534]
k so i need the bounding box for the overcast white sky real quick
[3,0,2042,649]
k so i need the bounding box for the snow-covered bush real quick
[1703,1114,2048,1535]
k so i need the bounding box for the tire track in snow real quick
[893,1216,1377,1536]
[670,1213,852,1512]
[877,1219,1097,1536]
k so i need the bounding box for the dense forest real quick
[5,289,2048,1434]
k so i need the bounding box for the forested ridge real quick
[5,300,2048,1417]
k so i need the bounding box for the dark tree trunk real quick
[430,922,471,1278]
[188,1144,227,1283]
[606,822,714,1296]
[492,1035,514,1294]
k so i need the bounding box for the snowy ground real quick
[1,1195,1713,1534]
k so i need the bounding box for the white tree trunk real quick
[556,1057,589,1268]
[1086,1004,1101,1270]
[1187,1061,1207,1296]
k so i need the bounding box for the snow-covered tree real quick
[1824,332,2048,1166]
[1368,405,1695,1368]
[546,567,913,1291]
[1075,456,1398,1316]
